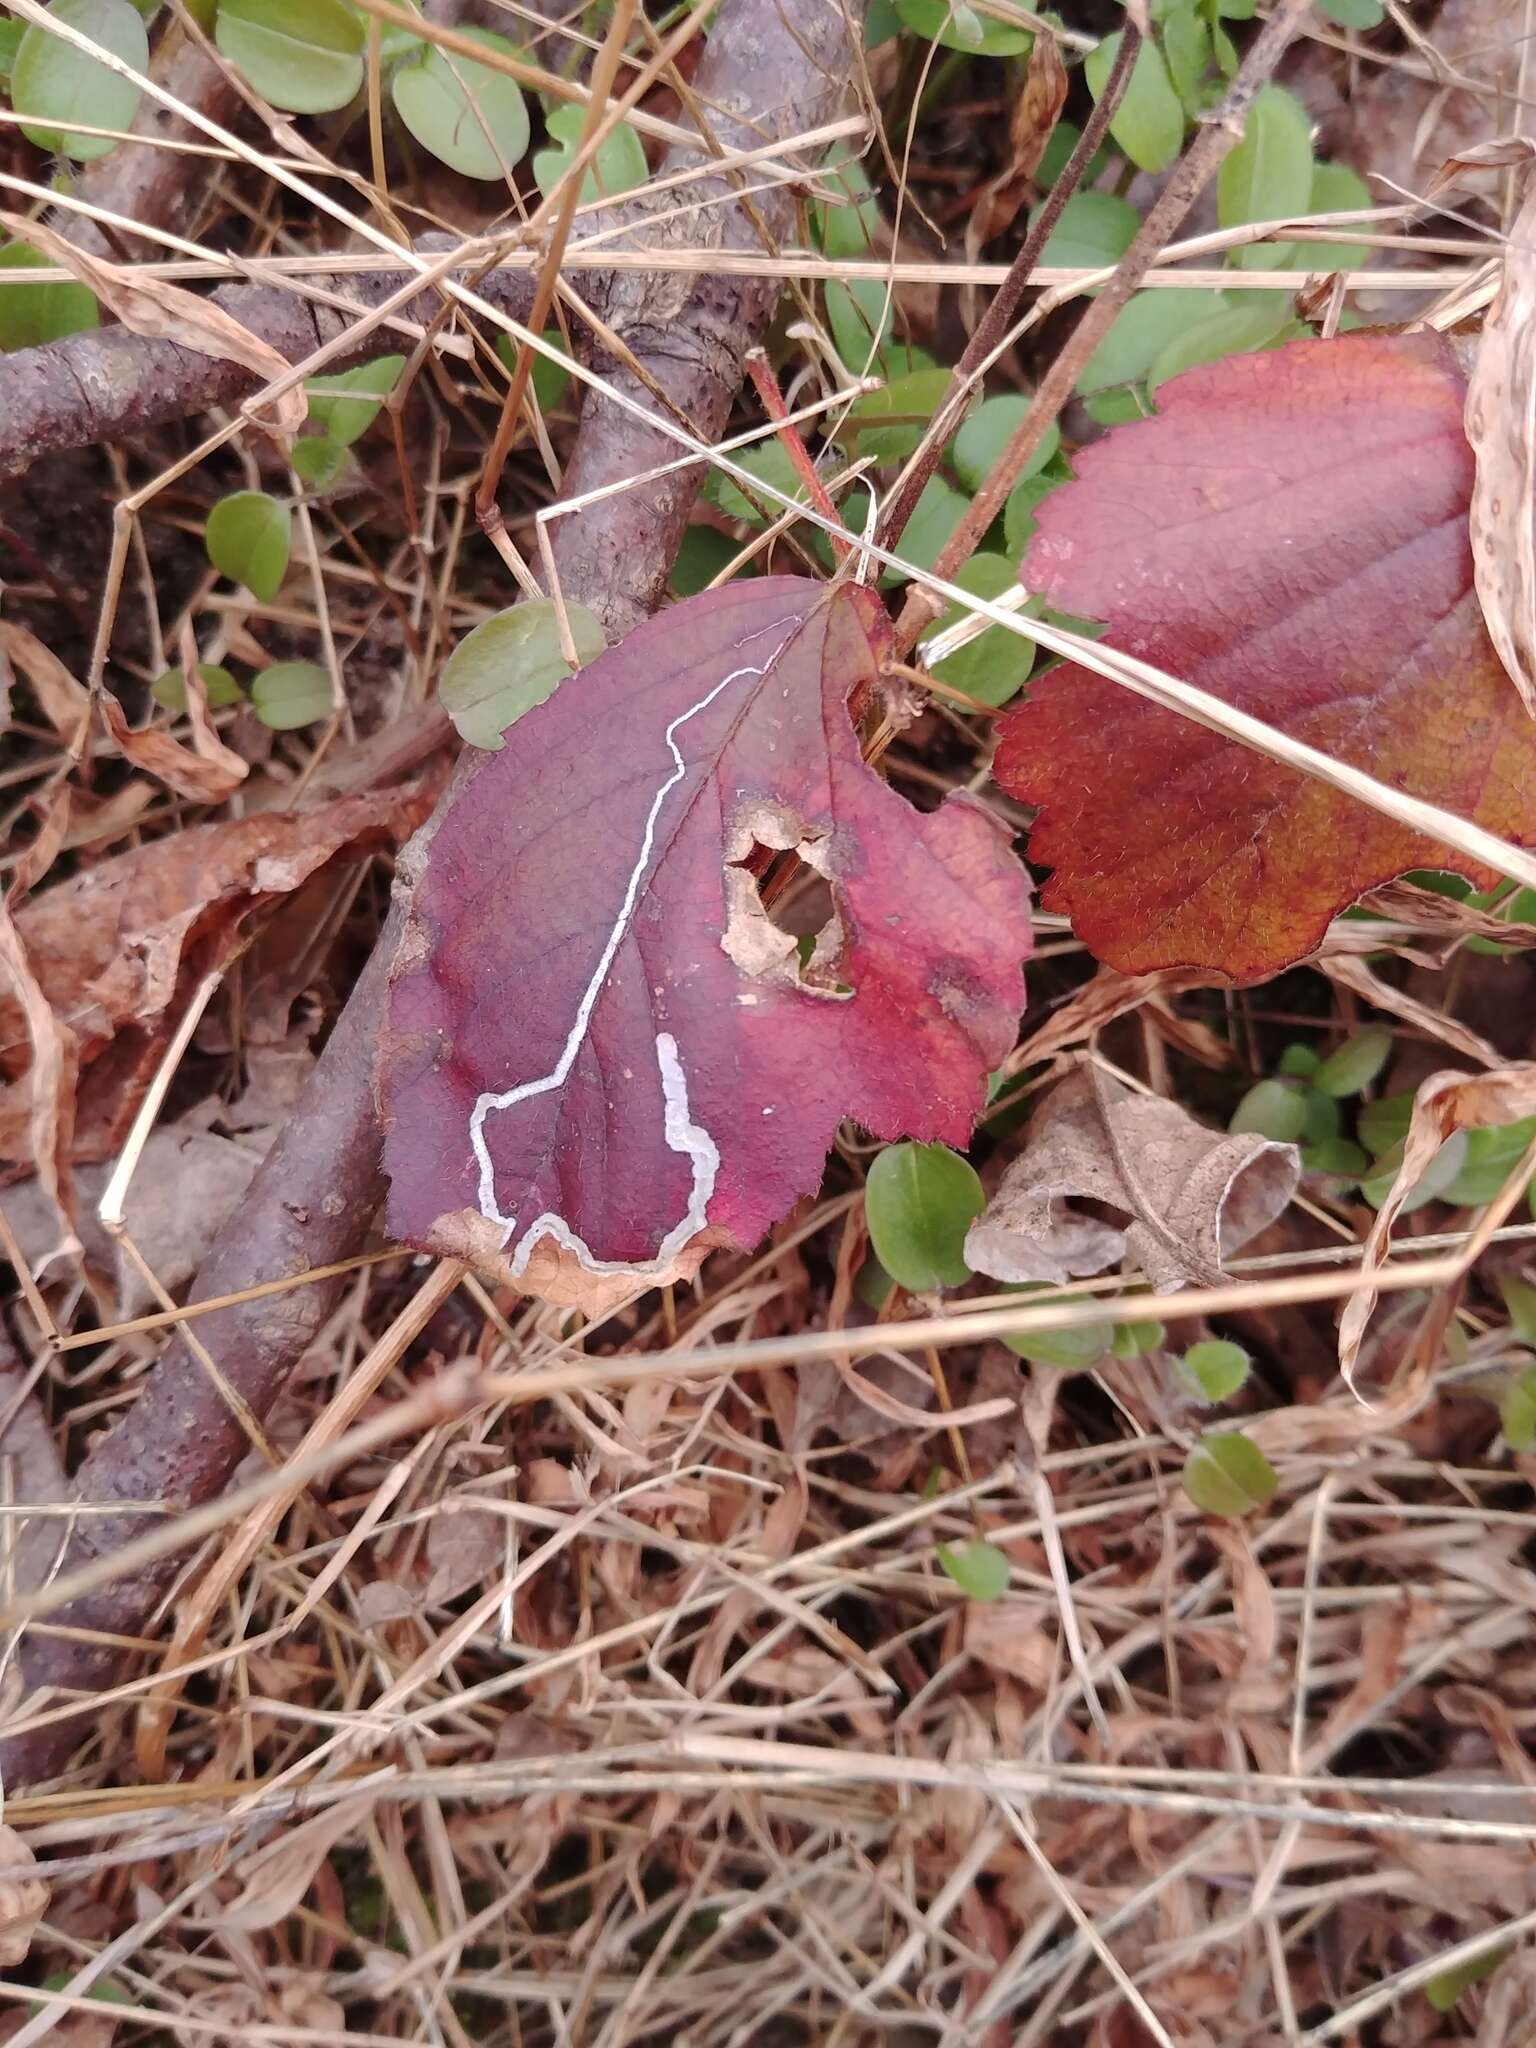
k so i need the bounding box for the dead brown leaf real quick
[0,620,89,748]
[1339,1063,1536,1382]
[101,687,248,803]
[0,897,78,1248]
[0,214,306,438]
[0,1824,47,1968]
[964,1069,1299,1291]
[212,1790,375,1931]
[0,786,426,1170]
[1461,146,1536,715]
[964,32,1067,248]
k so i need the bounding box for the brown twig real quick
[874,24,1141,558]
[0,0,863,1792]
[892,0,1318,655]
[743,348,849,564]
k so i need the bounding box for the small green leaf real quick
[1086,30,1184,174]
[440,599,605,750]
[894,0,1031,53]
[1002,1289,1114,1369]
[1183,1429,1277,1516]
[670,524,750,595]
[1229,1078,1307,1143]
[813,156,880,258]
[1502,1367,1536,1451]
[865,0,904,45]
[883,475,969,586]
[0,237,99,350]
[1111,1316,1165,1358]
[13,0,148,159]
[1299,160,1373,269]
[1300,1089,1339,1144]
[392,28,529,181]
[290,434,348,489]
[925,552,1033,707]
[1301,1136,1368,1178]
[1003,472,1060,556]
[1360,1130,1470,1215]
[1218,86,1316,270]
[1311,1026,1392,1099]
[1147,296,1296,392]
[1178,1338,1251,1404]
[1029,189,1140,274]
[251,659,332,729]
[150,663,243,711]
[532,100,646,204]
[710,440,813,526]
[497,325,573,413]
[864,1141,983,1293]
[1037,118,1110,189]
[936,1537,1011,1601]
[1079,288,1224,395]
[205,489,291,603]
[215,0,365,113]
[855,1250,895,1310]
[1425,1944,1508,2013]
[305,354,404,446]
[951,392,1058,494]
[839,366,954,464]
[1161,3,1210,109]
[1357,1091,1413,1159]
[1440,1117,1536,1207]
[1315,0,1383,26]
[1499,1270,1536,1348]
[825,275,894,373]
[1277,1042,1321,1079]
[0,16,24,75]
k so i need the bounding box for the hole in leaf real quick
[723,838,854,1000]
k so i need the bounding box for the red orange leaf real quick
[380,578,1031,1292]
[993,331,1536,983]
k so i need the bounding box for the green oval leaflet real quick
[251,660,332,730]
[1086,30,1184,174]
[1498,1270,1536,1348]
[1277,1042,1321,1079]
[1315,0,1384,26]
[532,100,647,204]
[215,0,364,116]
[1079,288,1224,395]
[813,156,880,258]
[709,440,814,526]
[894,0,1030,52]
[391,29,529,181]
[1218,86,1315,270]
[0,237,99,350]
[1147,297,1297,393]
[839,366,954,464]
[882,475,969,586]
[1301,1136,1368,1178]
[0,16,23,74]
[439,598,606,750]
[1439,1117,1536,1207]
[1503,1368,1536,1452]
[150,663,244,712]
[13,0,147,160]
[925,552,1035,707]
[826,275,894,374]
[1424,1944,1508,2013]
[936,1538,1011,1602]
[205,489,291,603]
[1312,1026,1392,1099]
[1301,1088,1339,1143]
[1003,472,1061,556]
[1229,1078,1306,1143]
[305,354,405,446]
[864,1140,983,1292]
[951,393,1059,494]
[1177,1338,1251,1404]
[1111,1317,1165,1359]
[1029,189,1139,274]
[1360,1130,1470,1215]
[1002,1289,1114,1369]
[1299,160,1373,270]
[1161,3,1210,111]
[1357,1090,1412,1159]
[670,525,753,596]
[1182,1429,1277,1516]
[290,435,348,489]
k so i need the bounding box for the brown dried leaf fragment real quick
[964,1070,1299,1292]
[0,1823,48,1967]
[101,684,248,803]
[1463,145,1536,715]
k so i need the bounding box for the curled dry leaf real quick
[381,578,1031,1299]
[0,213,306,439]
[0,1823,48,1967]
[0,896,78,1248]
[0,621,89,746]
[965,31,1068,247]
[1339,1062,1536,1384]
[0,786,426,1170]
[101,686,248,803]
[1464,149,1536,716]
[964,1069,1299,1292]
[994,332,1536,981]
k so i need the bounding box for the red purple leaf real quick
[380,578,1030,1290]
[993,331,1536,983]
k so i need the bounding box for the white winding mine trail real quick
[469,616,800,1278]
